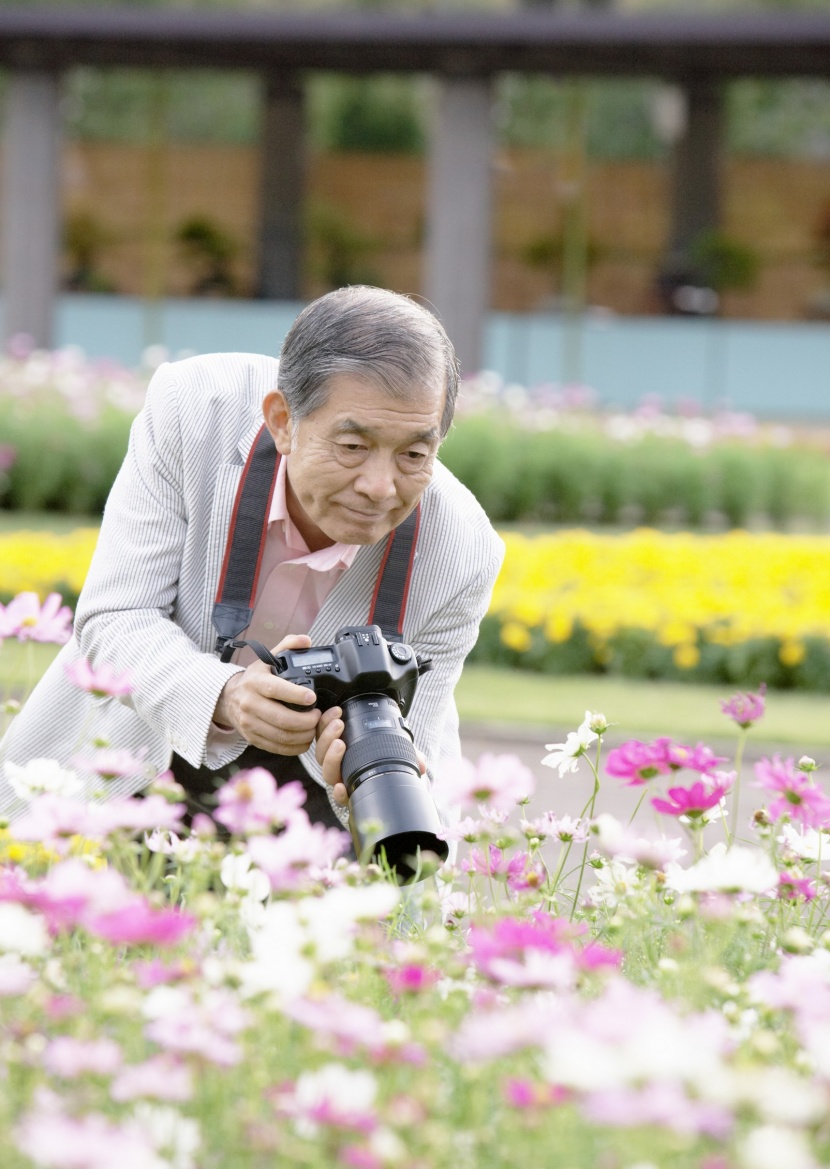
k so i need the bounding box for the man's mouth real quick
[339,504,392,519]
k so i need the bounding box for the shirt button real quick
[264,620,274,630]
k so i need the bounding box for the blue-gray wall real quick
[11,294,830,419]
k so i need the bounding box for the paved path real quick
[459,721,830,827]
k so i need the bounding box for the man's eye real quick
[339,442,366,454]
[400,450,428,467]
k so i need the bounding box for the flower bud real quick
[797,756,818,772]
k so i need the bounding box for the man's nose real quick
[354,456,398,502]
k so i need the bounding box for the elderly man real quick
[0,286,504,827]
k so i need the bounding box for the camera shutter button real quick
[389,644,412,664]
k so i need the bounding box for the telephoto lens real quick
[340,693,449,883]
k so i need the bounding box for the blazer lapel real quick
[197,413,266,651]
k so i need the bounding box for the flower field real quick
[6,525,830,691]
[2,598,830,1167]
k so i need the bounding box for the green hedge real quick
[0,404,132,515]
[2,400,829,531]
[439,414,830,529]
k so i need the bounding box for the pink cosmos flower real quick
[777,872,816,901]
[340,1146,382,1169]
[720,683,766,729]
[606,738,727,785]
[605,739,670,784]
[502,1078,567,1109]
[13,857,194,947]
[71,748,147,782]
[385,963,440,996]
[0,591,72,644]
[142,985,249,1067]
[64,657,133,697]
[214,769,307,834]
[12,793,185,850]
[662,740,729,775]
[246,809,350,889]
[43,1037,123,1079]
[14,1103,167,1169]
[285,994,388,1057]
[439,752,535,813]
[583,1083,733,1138]
[110,1055,193,1103]
[468,913,620,988]
[133,958,194,989]
[651,777,733,819]
[754,755,830,828]
[461,845,545,891]
[87,901,196,947]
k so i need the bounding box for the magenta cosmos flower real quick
[65,657,133,697]
[651,777,733,819]
[720,683,766,729]
[0,592,72,644]
[754,755,830,828]
[606,737,727,786]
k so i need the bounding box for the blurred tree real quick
[62,210,117,293]
[175,215,240,296]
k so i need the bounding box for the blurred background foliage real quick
[0,64,805,163]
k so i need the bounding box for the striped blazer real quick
[0,353,505,820]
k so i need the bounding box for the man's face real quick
[263,374,445,550]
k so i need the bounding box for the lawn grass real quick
[3,645,828,749]
[0,510,100,535]
[456,665,830,747]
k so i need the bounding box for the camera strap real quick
[213,423,421,659]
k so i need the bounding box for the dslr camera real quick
[271,624,449,882]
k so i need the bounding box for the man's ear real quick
[263,390,294,455]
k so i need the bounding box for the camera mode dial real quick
[389,643,412,664]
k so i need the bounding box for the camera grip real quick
[274,673,317,713]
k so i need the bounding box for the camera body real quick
[270,625,449,881]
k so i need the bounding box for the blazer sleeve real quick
[73,363,245,768]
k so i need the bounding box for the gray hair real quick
[277,286,459,438]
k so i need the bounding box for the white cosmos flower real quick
[593,813,686,869]
[0,903,49,957]
[778,824,830,863]
[542,712,598,777]
[738,1125,818,1169]
[133,1103,200,1169]
[588,859,641,908]
[6,757,81,801]
[665,843,778,896]
[220,852,270,901]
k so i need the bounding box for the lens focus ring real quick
[342,733,419,789]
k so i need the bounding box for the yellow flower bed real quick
[3,525,830,678]
[493,529,830,670]
[0,529,99,601]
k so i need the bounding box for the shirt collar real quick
[269,455,360,571]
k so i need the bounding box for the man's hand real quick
[315,709,429,810]
[213,634,321,755]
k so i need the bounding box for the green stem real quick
[570,739,602,921]
[730,727,748,846]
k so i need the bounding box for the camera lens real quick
[341,693,449,883]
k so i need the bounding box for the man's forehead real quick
[316,373,444,423]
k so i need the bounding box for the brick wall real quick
[54,142,830,320]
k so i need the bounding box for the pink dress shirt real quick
[206,455,359,756]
